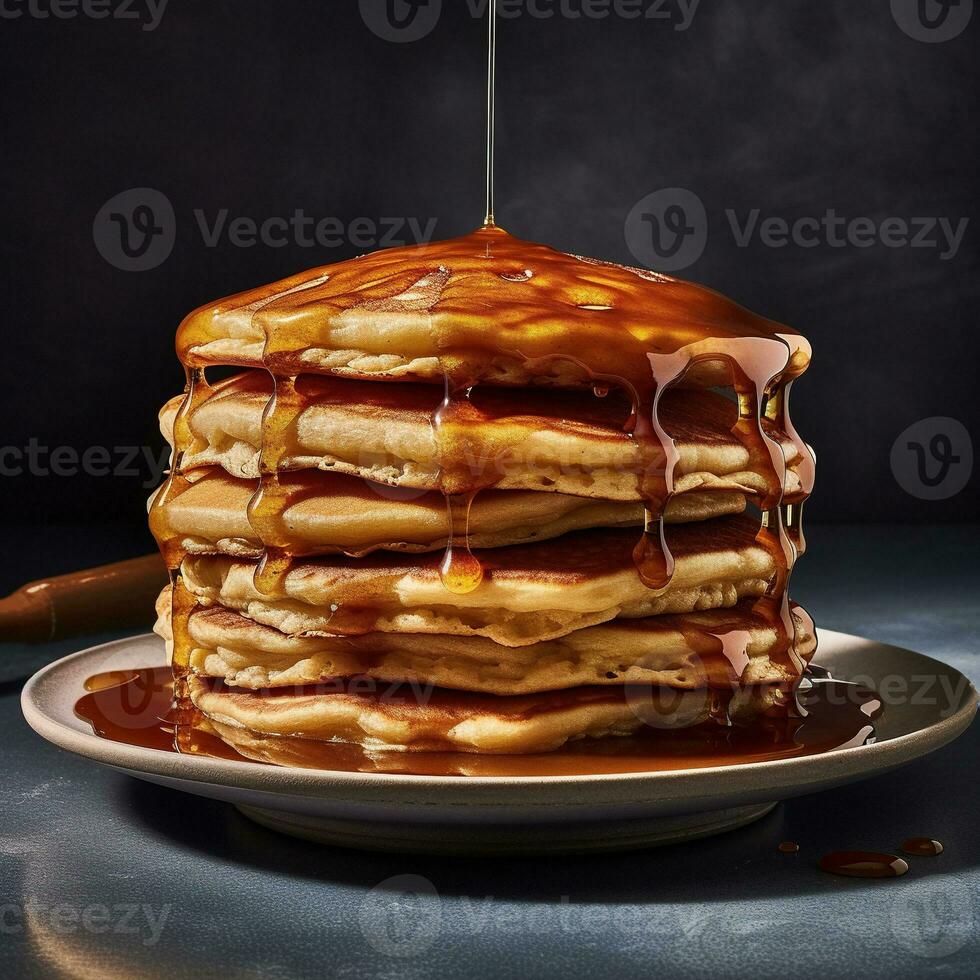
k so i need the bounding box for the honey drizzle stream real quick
[484,0,497,227]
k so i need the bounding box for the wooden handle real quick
[0,554,168,644]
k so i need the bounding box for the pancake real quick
[159,371,805,500]
[178,515,776,647]
[187,675,791,754]
[150,468,744,558]
[176,225,810,390]
[157,595,814,693]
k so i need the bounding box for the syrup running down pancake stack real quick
[149,225,816,756]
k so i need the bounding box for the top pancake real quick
[160,371,804,500]
[176,225,810,390]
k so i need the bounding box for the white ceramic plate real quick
[21,630,977,854]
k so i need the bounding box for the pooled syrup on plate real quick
[75,667,881,778]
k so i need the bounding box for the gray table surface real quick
[1,525,978,980]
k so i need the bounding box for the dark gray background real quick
[1,0,977,590]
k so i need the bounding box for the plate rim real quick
[20,629,978,800]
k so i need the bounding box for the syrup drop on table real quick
[901,837,944,856]
[778,841,800,854]
[818,851,909,879]
[75,669,883,777]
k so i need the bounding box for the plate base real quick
[235,801,779,855]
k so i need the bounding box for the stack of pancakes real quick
[150,225,815,757]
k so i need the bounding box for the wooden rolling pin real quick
[0,554,168,644]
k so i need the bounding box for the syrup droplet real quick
[439,493,484,595]
[818,851,909,879]
[778,841,800,854]
[592,384,610,398]
[439,545,484,596]
[632,512,673,590]
[900,838,944,856]
[499,269,533,282]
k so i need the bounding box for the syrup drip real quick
[818,852,910,879]
[147,365,215,694]
[247,374,306,595]
[75,668,882,777]
[901,837,944,856]
[147,366,212,569]
[778,841,800,854]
